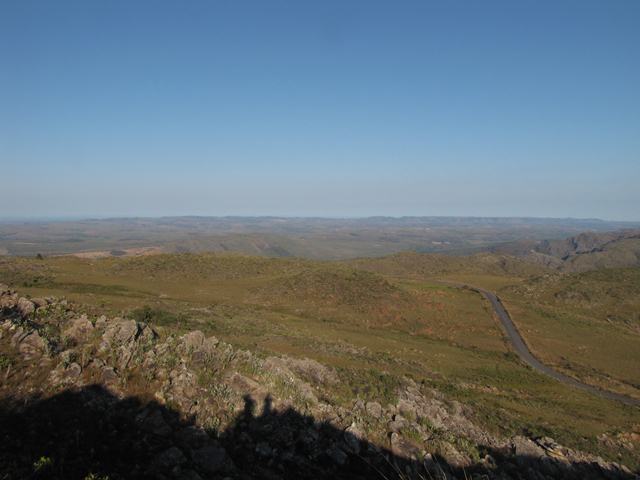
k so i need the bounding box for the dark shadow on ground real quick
[0,385,635,480]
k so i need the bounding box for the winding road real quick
[450,283,640,407]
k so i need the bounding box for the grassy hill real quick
[497,268,640,398]
[351,251,640,401]
[350,251,549,278]
[1,251,640,469]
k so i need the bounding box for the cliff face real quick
[0,284,636,480]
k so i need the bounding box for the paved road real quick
[448,282,640,407]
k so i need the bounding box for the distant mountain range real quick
[1,216,638,259]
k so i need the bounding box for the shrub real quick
[131,305,187,327]
[33,456,53,472]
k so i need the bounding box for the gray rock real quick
[102,319,149,347]
[0,292,18,309]
[512,436,546,464]
[17,297,35,317]
[388,414,407,433]
[31,297,48,308]
[101,366,118,383]
[64,362,82,379]
[10,327,25,347]
[18,331,47,359]
[64,315,94,342]
[286,356,338,385]
[114,320,140,344]
[365,401,383,419]
[181,330,205,351]
[95,315,107,329]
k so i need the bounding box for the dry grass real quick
[1,252,640,468]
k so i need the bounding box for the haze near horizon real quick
[1,1,639,220]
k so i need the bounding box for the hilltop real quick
[1,250,640,478]
[1,283,638,479]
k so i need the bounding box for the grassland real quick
[1,252,639,467]
[497,269,640,398]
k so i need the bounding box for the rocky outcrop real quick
[0,285,637,480]
[494,230,640,272]
[63,315,94,342]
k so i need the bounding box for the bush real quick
[131,305,187,327]
[33,456,53,472]
[0,354,14,369]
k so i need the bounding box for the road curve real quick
[448,282,640,407]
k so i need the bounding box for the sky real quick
[1,1,639,220]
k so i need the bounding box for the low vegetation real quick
[1,248,639,474]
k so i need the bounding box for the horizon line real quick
[1,214,639,224]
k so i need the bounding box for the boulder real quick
[17,298,35,317]
[513,436,546,460]
[286,356,338,385]
[95,315,107,329]
[388,414,407,433]
[10,327,26,347]
[229,373,267,398]
[31,297,48,308]
[365,401,383,419]
[18,331,47,359]
[0,292,18,309]
[63,315,94,342]
[181,330,206,351]
[101,366,118,383]
[100,320,156,370]
[162,368,199,411]
[64,362,82,379]
[438,441,473,468]
[263,356,318,403]
[109,320,139,345]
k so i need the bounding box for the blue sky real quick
[1,1,639,220]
